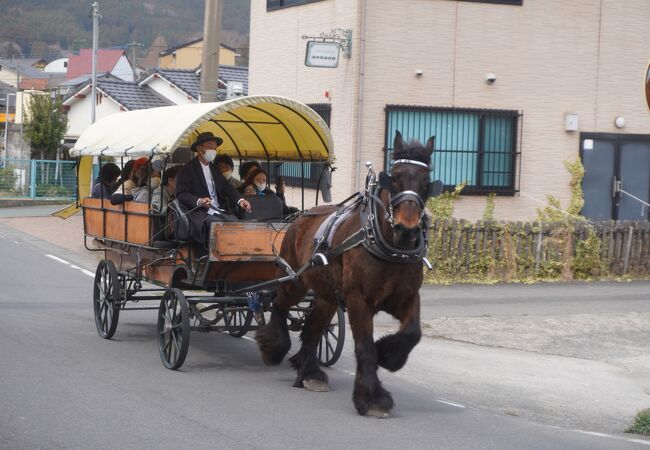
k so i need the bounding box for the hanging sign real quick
[305,41,340,68]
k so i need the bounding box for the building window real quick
[456,0,523,5]
[267,0,325,11]
[263,102,331,190]
[384,105,521,195]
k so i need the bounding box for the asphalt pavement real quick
[0,208,649,449]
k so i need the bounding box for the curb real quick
[0,199,71,208]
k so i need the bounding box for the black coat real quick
[175,157,243,242]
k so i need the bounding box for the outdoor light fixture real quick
[615,116,626,128]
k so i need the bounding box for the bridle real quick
[382,159,429,229]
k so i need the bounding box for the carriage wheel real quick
[317,305,345,366]
[224,307,254,337]
[157,288,190,370]
[93,259,121,339]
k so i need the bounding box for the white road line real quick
[46,254,69,264]
[436,399,466,409]
[45,254,95,278]
[572,429,650,446]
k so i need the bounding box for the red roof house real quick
[66,49,134,81]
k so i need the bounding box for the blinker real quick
[378,171,393,192]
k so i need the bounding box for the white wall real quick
[0,66,19,87]
[65,91,123,138]
[111,55,135,82]
[44,58,68,73]
[146,77,196,105]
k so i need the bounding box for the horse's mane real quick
[393,139,431,166]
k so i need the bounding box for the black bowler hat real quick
[191,132,223,151]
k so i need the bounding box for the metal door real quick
[581,134,650,220]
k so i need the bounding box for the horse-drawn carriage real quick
[72,96,345,370]
[74,95,441,417]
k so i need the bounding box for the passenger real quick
[131,168,151,203]
[91,163,120,198]
[240,168,299,216]
[238,160,261,180]
[239,182,257,196]
[117,159,136,195]
[150,159,163,189]
[151,165,179,214]
[240,168,275,197]
[214,154,241,189]
[175,132,252,246]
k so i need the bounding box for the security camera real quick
[415,69,424,77]
[485,73,496,85]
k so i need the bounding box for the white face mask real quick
[255,182,266,192]
[223,170,233,179]
[203,149,217,163]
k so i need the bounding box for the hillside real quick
[0,0,249,63]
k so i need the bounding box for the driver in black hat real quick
[175,132,252,246]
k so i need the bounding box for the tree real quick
[23,94,67,160]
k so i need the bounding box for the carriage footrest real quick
[122,306,160,311]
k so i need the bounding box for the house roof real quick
[159,37,236,56]
[66,49,125,80]
[142,66,248,100]
[64,76,172,111]
[0,59,48,78]
[97,79,172,110]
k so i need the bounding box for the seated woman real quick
[239,168,298,217]
[238,168,275,197]
[131,160,153,204]
[91,163,120,198]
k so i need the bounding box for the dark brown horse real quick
[256,131,437,417]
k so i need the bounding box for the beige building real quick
[250,0,650,221]
[159,38,237,69]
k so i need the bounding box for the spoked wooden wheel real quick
[318,305,345,366]
[224,307,253,337]
[93,259,121,339]
[157,288,190,370]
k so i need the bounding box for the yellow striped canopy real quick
[70,95,333,162]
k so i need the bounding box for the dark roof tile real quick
[97,79,172,110]
[156,65,248,100]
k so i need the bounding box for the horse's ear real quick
[425,136,435,156]
[394,130,404,152]
[427,180,443,198]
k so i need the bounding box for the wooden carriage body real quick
[81,197,287,290]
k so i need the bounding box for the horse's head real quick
[378,131,439,249]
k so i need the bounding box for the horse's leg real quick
[376,295,421,372]
[256,280,305,366]
[347,296,394,417]
[289,298,336,391]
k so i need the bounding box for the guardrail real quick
[0,159,76,199]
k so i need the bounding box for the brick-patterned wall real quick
[250,0,650,219]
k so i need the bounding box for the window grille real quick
[384,105,521,195]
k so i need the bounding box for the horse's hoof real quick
[303,379,329,392]
[366,408,390,419]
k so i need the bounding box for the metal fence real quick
[0,159,76,199]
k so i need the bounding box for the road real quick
[0,221,648,449]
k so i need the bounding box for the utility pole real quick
[125,41,143,81]
[200,0,222,103]
[90,2,100,124]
